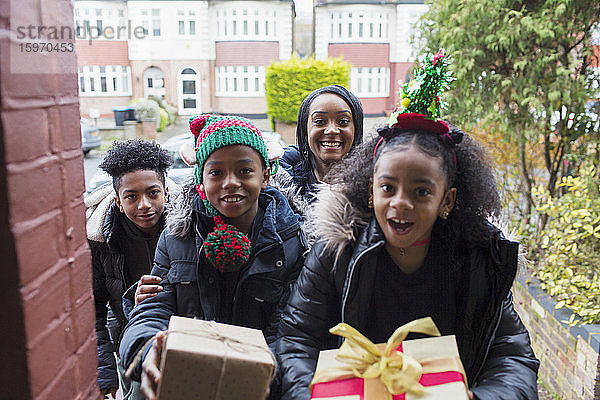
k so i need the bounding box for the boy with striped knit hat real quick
[119,114,305,400]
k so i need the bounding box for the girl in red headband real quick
[278,51,539,400]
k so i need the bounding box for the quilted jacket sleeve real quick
[277,241,340,400]
[470,292,540,400]
[118,231,175,381]
[90,240,118,392]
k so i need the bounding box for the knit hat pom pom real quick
[204,216,252,272]
[189,115,208,138]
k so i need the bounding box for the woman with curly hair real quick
[274,84,363,215]
[277,53,539,400]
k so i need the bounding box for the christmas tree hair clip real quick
[385,49,454,135]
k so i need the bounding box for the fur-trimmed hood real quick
[302,183,527,274]
[269,167,314,218]
[301,184,371,260]
[85,184,115,242]
[166,174,302,240]
[165,174,198,238]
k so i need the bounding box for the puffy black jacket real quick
[88,200,164,391]
[279,146,318,200]
[277,187,539,400]
[273,145,319,217]
[119,185,305,391]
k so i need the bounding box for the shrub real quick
[131,99,161,126]
[131,97,177,130]
[531,162,600,325]
[164,104,177,125]
[159,108,168,132]
[265,54,351,124]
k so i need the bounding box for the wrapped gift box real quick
[157,316,275,400]
[311,333,468,400]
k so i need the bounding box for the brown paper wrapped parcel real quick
[157,316,275,400]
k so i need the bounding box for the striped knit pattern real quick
[189,114,269,180]
[189,114,268,217]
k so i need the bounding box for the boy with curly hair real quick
[85,139,172,399]
[118,115,305,400]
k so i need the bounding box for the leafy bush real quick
[531,162,600,325]
[265,54,351,124]
[164,104,177,125]
[132,99,161,123]
[130,97,177,131]
[159,108,168,132]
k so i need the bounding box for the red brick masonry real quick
[1,0,100,399]
[513,273,600,399]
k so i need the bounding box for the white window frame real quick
[350,67,389,98]
[151,9,161,36]
[78,65,132,97]
[216,6,276,40]
[329,11,387,43]
[138,9,160,37]
[215,66,266,97]
[177,9,198,37]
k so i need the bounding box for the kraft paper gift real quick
[310,317,469,400]
[157,316,275,400]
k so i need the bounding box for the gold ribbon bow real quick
[310,317,441,397]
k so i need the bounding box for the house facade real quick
[74,0,294,117]
[75,1,133,117]
[314,0,427,116]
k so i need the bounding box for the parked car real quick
[81,118,101,155]
[87,134,195,193]
[86,130,287,192]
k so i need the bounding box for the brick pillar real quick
[0,1,100,399]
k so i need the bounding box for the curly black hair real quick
[324,124,501,247]
[99,139,173,192]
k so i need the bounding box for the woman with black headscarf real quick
[273,85,364,216]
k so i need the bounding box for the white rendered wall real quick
[209,1,293,60]
[314,4,395,61]
[391,3,428,63]
[127,1,211,61]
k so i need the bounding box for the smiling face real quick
[115,169,167,235]
[372,145,456,260]
[307,93,355,180]
[200,145,269,233]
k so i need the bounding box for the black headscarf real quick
[295,85,364,165]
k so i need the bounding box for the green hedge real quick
[528,162,600,325]
[129,96,177,132]
[265,54,351,124]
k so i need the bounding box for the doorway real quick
[178,67,201,115]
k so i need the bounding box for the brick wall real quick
[213,95,268,116]
[328,43,390,67]
[216,41,280,66]
[76,40,130,66]
[513,273,600,399]
[0,1,99,399]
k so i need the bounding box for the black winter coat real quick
[277,188,540,400]
[275,145,320,216]
[89,201,163,391]
[119,185,306,388]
